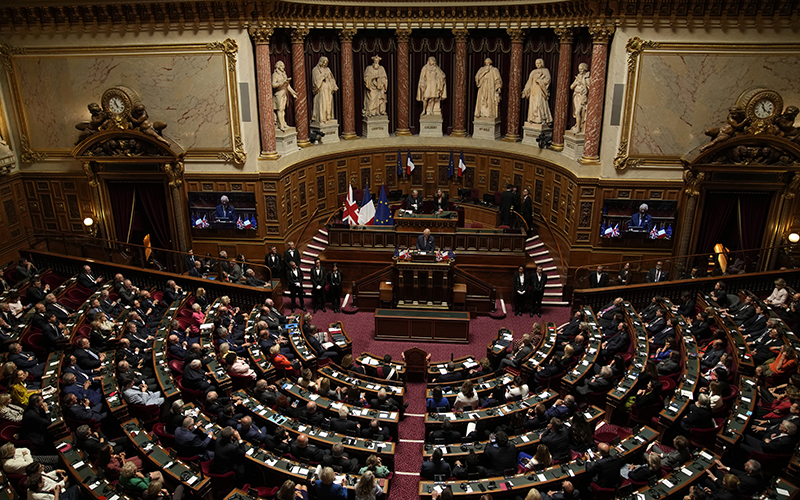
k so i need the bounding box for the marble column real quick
[503,29,525,142]
[580,26,614,164]
[451,29,469,137]
[249,27,279,159]
[339,28,358,140]
[395,29,412,137]
[291,28,311,147]
[551,28,574,152]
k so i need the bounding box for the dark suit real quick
[420,459,452,480]
[183,365,213,393]
[310,267,326,311]
[27,286,47,305]
[629,212,652,231]
[22,406,51,448]
[529,271,547,315]
[77,273,102,291]
[433,195,449,213]
[647,267,666,283]
[436,371,463,384]
[482,443,517,476]
[540,427,571,463]
[330,417,359,435]
[520,195,533,232]
[118,288,136,307]
[174,427,214,460]
[513,272,528,314]
[597,302,622,328]
[46,302,72,323]
[290,442,327,462]
[733,304,756,325]
[499,190,515,226]
[10,351,45,378]
[676,299,696,317]
[430,429,462,444]
[416,234,435,252]
[646,317,666,335]
[212,438,247,476]
[75,347,103,370]
[407,194,424,214]
[651,327,675,347]
[265,253,283,282]
[586,455,621,488]
[589,272,609,289]
[321,454,359,474]
[286,267,305,310]
[741,314,767,335]
[328,271,343,311]
[284,249,302,269]
[245,275,266,287]
[602,331,631,358]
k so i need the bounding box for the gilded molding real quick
[452,28,470,42]
[553,27,573,44]
[207,38,238,72]
[218,135,247,166]
[625,37,660,73]
[682,169,705,197]
[785,172,800,200]
[395,28,412,43]
[82,161,102,188]
[165,160,185,188]
[338,28,358,42]
[507,28,526,42]
[248,26,274,44]
[588,26,615,43]
[19,134,46,164]
[291,28,310,43]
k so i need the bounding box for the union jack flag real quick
[236,216,244,230]
[649,225,658,239]
[398,248,412,261]
[196,214,209,228]
[610,224,620,237]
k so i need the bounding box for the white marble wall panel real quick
[630,52,800,157]
[12,51,231,151]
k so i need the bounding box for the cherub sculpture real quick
[700,106,749,152]
[130,104,169,145]
[75,103,110,144]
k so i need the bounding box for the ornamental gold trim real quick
[1,40,244,165]
[613,40,800,171]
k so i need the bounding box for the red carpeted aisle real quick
[283,298,571,498]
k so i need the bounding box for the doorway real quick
[105,180,174,250]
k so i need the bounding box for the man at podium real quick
[628,203,652,231]
[416,228,435,252]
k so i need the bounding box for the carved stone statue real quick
[417,56,447,116]
[311,56,338,124]
[570,62,590,133]
[130,104,169,145]
[521,59,553,126]
[272,60,298,131]
[700,106,749,152]
[75,103,110,144]
[474,58,503,119]
[363,55,388,117]
[776,106,799,142]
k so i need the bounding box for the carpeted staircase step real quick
[303,250,319,258]
[534,257,554,264]
[312,235,328,245]
[307,244,326,252]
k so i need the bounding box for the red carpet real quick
[281,298,572,497]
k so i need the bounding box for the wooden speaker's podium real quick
[394,251,453,309]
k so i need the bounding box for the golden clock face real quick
[754,98,776,119]
[740,89,782,122]
[101,87,135,117]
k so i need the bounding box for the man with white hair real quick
[739,419,798,455]
[629,202,652,231]
[215,195,236,221]
[183,359,215,394]
[77,264,103,291]
[174,416,214,460]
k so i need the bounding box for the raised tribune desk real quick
[374,308,469,343]
[394,210,458,232]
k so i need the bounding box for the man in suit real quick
[98,290,122,318]
[360,419,391,441]
[183,359,216,394]
[701,459,765,498]
[647,261,666,283]
[331,407,360,435]
[286,261,306,312]
[300,401,328,426]
[175,416,214,460]
[529,265,547,318]
[730,295,756,326]
[62,372,102,406]
[545,481,580,500]
[214,195,236,221]
[291,433,328,462]
[589,265,609,289]
[645,308,667,335]
[244,268,267,287]
[227,259,243,283]
[74,337,105,370]
[739,419,798,455]
[26,279,48,305]
[673,291,696,317]
[499,184,515,226]
[77,265,103,291]
[122,377,164,407]
[600,323,631,362]
[64,354,102,387]
[188,260,204,278]
[430,419,462,444]
[499,333,533,369]
[434,362,463,384]
[15,258,38,282]
[45,293,74,323]
[482,431,517,476]
[212,426,247,477]
[162,280,181,308]
[578,365,615,396]
[283,242,302,270]
[75,424,122,455]
[739,304,767,335]
[597,297,624,328]
[651,317,678,347]
[416,228,435,252]
[63,393,108,422]
[710,281,730,308]
[21,395,52,449]
[321,442,359,473]
[369,388,400,412]
[185,248,198,271]
[421,448,452,480]
[264,246,283,282]
[237,416,268,445]
[629,203,652,231]
[167,334,188,360]
[513,266,528,316]
[118,280,138,307]
[687,311,713,342]
[310,258,327,313]
[520,187,533,235]
[749,328,784,365]
[328,263,343,313]
[407,189,424,213]
[700,339,727,371]
[657,351,682,376]
[585,442,621,489]
[540,418,571,463]
[8,342,45,379]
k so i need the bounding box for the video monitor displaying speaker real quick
[188,191,257,231]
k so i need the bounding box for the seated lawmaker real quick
[416,228,435,252]
[407,190,423,213]
[629,203,652,231]
[215,195,236,221]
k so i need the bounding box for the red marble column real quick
[291,28,311,147]
[451,29,469,137]
[581,26,614,164]
[551,28,574,151]
[503,29,525,142]
[395,29,412,136]
[249,27,278,159]
[339,28,358,140]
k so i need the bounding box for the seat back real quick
[403,346,428,381]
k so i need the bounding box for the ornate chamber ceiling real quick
[0,0,797,32]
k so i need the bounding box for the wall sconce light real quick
[789,233,800,244]
[83,217,97,237]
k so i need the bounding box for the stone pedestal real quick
[522,122,553,147]
[419,114,443,138]
[310,121,340,144]
[562,130,585,161]
[472,117,502,140]
[275,127,299,156]
[363,115,390,139]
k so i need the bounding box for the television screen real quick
[599,199,677,240]
[188,191,257,230]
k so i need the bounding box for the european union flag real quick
[397,149,403,178]
[448,150,454,179]
[374,185,394,226]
